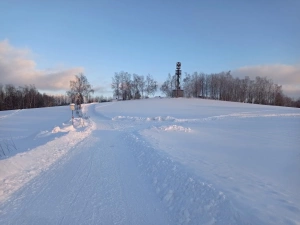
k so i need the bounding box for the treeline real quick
[111,71,158,100]
[160,71,300,107]
[91,96,113,103]
[0,84,69,111]
[2,71,299,111]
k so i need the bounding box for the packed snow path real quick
[0,132,174,224]
[0,107,172,224]
[1,99,299,224]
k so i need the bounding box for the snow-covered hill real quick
[0,98,299,224]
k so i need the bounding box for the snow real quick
[0,98,299,224]
[0,104,95,204]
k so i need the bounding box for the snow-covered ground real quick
[0,98,299,224]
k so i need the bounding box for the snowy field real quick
[0,98,299,225]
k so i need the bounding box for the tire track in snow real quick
[125,131,253,225]
[0,109,21,120]
[59,143,95,225]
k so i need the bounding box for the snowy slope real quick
[0,98,299,225]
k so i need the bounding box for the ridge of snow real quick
[160,125,192,132]
[112,113,300,124]
[0,105,96,203]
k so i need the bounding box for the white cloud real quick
[0,39,84,92]
[233,64,300,98]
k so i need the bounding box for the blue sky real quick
[0,0,299,97]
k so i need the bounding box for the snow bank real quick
[52,125,75,133]
[33,117,87,138]
[160,125,192,132]
[112,115,178,122]
[0,105,96,203]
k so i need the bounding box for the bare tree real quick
[137,75,146,98]
[119,71,132,100]
[160,73,176,97]
[111,72,121,99]
[183,73,193,97]
[145,74,157,97]
[67,73,94,106]
[112,72,156,100]
[132,74,143,99]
